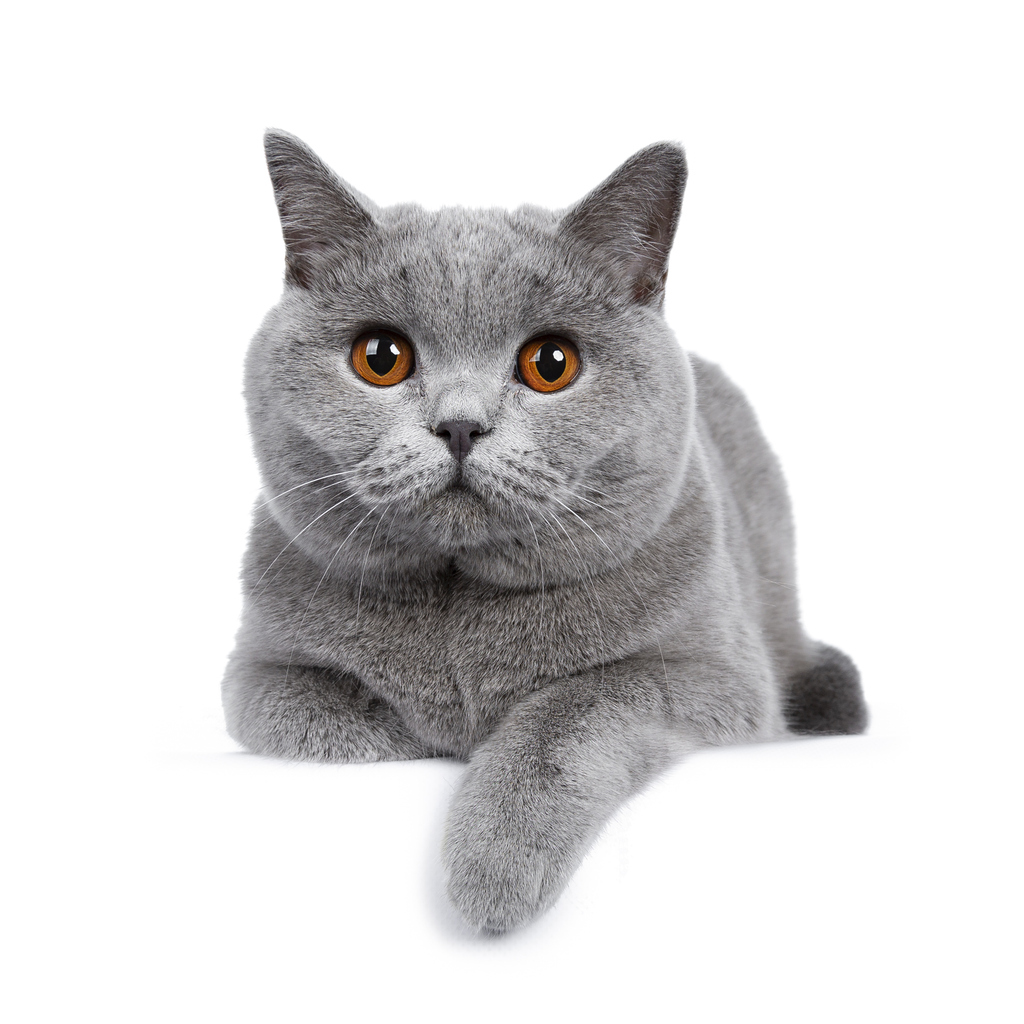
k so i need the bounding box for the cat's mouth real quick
[447,476,475,496]
[434,462,485,500]
[419,477,493,549]
[439,477,487,510]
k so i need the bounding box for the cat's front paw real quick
[443,838,551,934]
[442,761,580,933]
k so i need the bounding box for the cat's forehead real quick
[378,204,558,278]
[332,204,610,354]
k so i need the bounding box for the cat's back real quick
[688,352,788,521]
[688,353,807,678]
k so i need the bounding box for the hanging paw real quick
[443,833,552,933]
[442,757,582,932]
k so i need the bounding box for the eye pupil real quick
[365,335,399,377]
[353,331,414,386]
[533,342,567,383]
[516,336,580,392]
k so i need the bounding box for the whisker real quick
[253,471,352,513]
[524,511,545,631]
[354,503,392,633]
[549,495,671,699]
[570,492,615,516]
[253,477,351,529]
[375,503,401,597]
[249,492,360,600]
[541,508,608,682]
[283,505,380,685]
[759,575,797,590]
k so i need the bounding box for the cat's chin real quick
[420,483,494,551]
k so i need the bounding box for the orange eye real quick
[352,330,415,386]
[516,336,580,393]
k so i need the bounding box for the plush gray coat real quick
[223,131,867,932]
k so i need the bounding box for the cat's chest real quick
[305,572,614,753]
[354,580,559,680]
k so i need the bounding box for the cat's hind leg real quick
[784,642,868,736]
[222,659,434,762]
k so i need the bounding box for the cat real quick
[222,130,868,933]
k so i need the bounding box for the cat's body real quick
[223,133,867,931]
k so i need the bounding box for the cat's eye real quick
[516,337,580,393]
[351,330,415,386]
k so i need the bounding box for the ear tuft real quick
[263,130,377,289]
[560,143,687,307]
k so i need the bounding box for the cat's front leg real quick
[442,658,696,933]
[222,658,434,763]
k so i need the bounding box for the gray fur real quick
[223,131,868,932]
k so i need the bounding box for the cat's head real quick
[246,131,694,588]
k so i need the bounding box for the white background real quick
[2,1,1021,1021]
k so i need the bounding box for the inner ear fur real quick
[264,129,379,289]
[559,143,687,306]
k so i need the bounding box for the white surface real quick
[2,2,1021,1021]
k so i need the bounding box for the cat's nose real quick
[434,420,485,462]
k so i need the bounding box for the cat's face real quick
[246,133,693,589]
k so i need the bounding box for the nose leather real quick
[435,420,485,462]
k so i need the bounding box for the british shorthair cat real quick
[223,131,867,932]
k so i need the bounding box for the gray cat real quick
[222,131,867,933]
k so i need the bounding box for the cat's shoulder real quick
[688,352,753,417]
[687,352,781,477]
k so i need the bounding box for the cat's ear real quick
[264,130,379,289]
[559,143,687,307]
